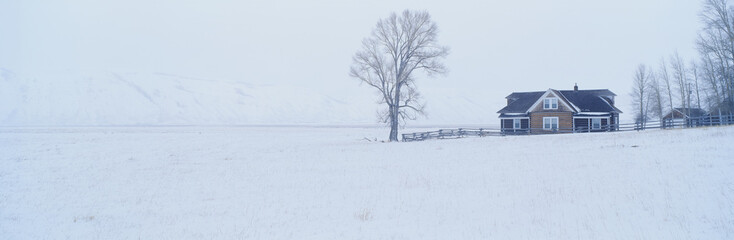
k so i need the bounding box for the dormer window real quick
[543,98,558,109]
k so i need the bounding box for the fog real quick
[0,0,702,124]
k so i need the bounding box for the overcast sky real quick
[0,0,703,123]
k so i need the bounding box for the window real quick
[592,118,601,130]
[543,117,558,130]
[543,98,558,109]
[513,119,521,129]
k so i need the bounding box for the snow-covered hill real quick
[0,69,371,125]
[0,69,502,126]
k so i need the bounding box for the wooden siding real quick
[530,112,573,133]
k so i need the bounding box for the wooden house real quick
[497,85,621,134]
[662,107,708,128]
[662,108,707,120]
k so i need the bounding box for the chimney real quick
[574,83,578,92]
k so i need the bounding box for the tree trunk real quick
[389,85,402,142]
[388,104,398,142]
[640,98,644,127]
[389,115,399,141]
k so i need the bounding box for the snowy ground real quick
[1,126,733,239]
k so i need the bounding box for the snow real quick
[575,112,614,116]
[1,126,733,239]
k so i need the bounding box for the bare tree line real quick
[631,0,734,126]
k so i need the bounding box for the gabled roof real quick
[558,90,621,113]
[665,108,707,119]
[525,89,579,113]
[497,91,545,113]
[498,88,621,114]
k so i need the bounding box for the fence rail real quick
[402,114,734,142]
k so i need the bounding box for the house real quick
[662,108,707,120]
[497,85,622,134]
[662,107,708,127]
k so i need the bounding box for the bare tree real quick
[699,0,734,113]
[690,60,703,109]
[350,10,449,142]
[659,58,676,117]
[698,30,728,112]
[634,0,734,118]
[648,72,666,121]
[671,52,691,117]
[701,55,724,111]
[630,64,651,126]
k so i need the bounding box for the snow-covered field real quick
[1,126,733,239]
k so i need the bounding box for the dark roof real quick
[564,89,616,97]
[497,89,621,113]
[558,90,620,113]
[497,91,544,113]
[664,108,707,119]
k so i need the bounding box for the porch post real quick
[500,119,504,133]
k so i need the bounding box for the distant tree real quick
[350,10,449,142]
[659,58,676,117]
[690,60,703,109]
[699,55,723,112]
[698,0,734,113]
[670,52,691,115]
[634,0,734,117]
[648,72,666,121]
[630,64,651,126]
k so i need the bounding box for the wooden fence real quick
[402,114,734,142]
